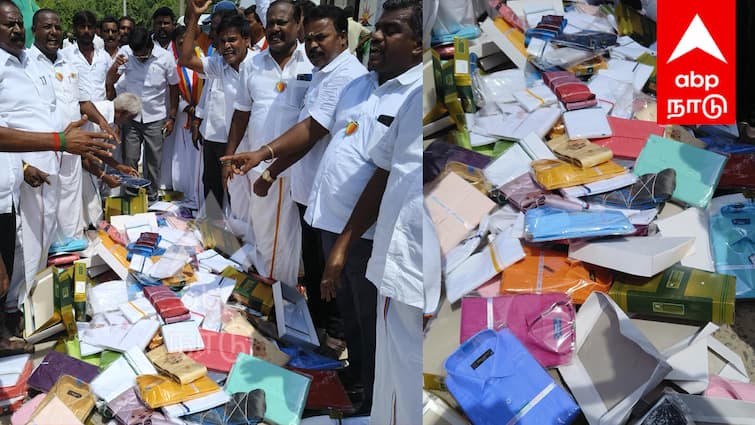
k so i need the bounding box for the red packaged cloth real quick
[187,329,251,372]
[287,367,353,413]
[460,293,576,367]
[143,286,190,323]
[0,359,32,400]
[592,117,665,159]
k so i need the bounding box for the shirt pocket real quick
[286,79,310,110]
[147,65,166,87]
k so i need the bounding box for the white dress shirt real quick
[304,63,422,239]
[291,49,367,205]
[31,46,89,124]
[234,42,313,175]
[61,44,112,102]
[0,48,67,212]
[118,45,179,123]
[199,49,257,143]
[365,87,422,308]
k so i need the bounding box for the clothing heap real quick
[423,1,755,424]
[0,201,364,425]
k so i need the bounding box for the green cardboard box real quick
[609,265,735,324]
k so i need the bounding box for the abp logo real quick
[657,1,735,125]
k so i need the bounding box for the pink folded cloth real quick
[705,376,755,401]
[11,393,45,425]
[460,293,576,367]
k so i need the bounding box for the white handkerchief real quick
[162,321,204,353]
[445,233,525,303]
[0,354,29,387]
[119,297,157,323]
[88,280,128,315]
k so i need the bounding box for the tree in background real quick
[36,0,179,33]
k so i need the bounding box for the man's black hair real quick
[32,8,58,27]
[72,10,97,28]
[100,15,118,30]
[382,0,421,41]
[152,6,175,22]
[128,25,153,51]
[217,14,250,38]
[303,4,346,33]
[269,0,301,23]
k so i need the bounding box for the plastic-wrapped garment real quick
[423,140,491,184]
[500,173,587,212]
[531,159,626,190]
[431,0,481,44]
[717,153,755,190]
[33,375,95,423]
[634,135,728,208]
[107,386,179,425]
[524,206,636,242]
[444,328,581,425]
[183,390,266,425]
[136,374,221,409]
[708,197,755,299]
[460,293,576,367]
[500,245,613,304]
[584,169,676,210]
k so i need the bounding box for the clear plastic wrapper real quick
[634,392,696,425]
[530,158,626,190]
[524,205,636,242]
[500,173,587,212]
[708,195,755,299]
[459,293,576,367]
[477,69,526,104]
[500,245,612,304]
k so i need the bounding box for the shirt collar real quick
[317,48,351,74]
[262,40,304,62]
[0,47,22,66]
[29,44,64,66]
[394,62,422,86]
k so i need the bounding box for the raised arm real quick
[180,0,212,74]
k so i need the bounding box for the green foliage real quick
[36,0,179,33]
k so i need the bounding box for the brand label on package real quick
[657,0,735,124]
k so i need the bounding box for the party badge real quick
[345,121,358,135]
[275,81,286,92]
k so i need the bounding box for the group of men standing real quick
[0,0,424,423]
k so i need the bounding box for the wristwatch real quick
[261,169,276,183]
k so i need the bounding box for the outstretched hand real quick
[219,151,264,176]
[188,0,213,17]
[63,115,115,163]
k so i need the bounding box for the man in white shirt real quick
[225,0,313,287]
[0,0,113,350]
[152,7,176,52]
[323,88,423,424]
[106,25,179,201]
[307,0,422,415]
[61,10,112,103]
[220,4,367,336]
[100,16,120,59]
[181,1,253,226]
[118,15,135,47]
[29,8,113,251]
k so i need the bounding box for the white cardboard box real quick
[568,234,695,277]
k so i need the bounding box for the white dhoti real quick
[55,153,85,241]
[81,171,103,228]
[171,113,204,209]
[249,172,301,287]
[7,176,59,311]
[370,295,423,425]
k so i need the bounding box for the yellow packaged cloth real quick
[531,159,626,190]
[136,374,221,409]
[146,345,207,385]
[546,135,613,169]
[32,375,95,423]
